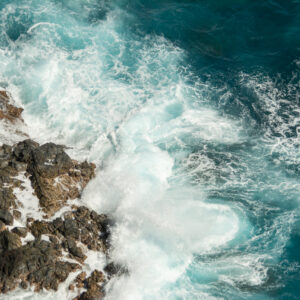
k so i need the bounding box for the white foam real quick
[0,2,247,299]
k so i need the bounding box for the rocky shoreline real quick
[0,91,121,299]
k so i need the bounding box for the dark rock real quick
[77,269,105,300]
[30,220,53,237]
[77,290,104,300]
[0,144,12,159]
[0,209,13,225]
[63,219,80,239]
[104,262,127,278]
[0,230,21,252]
[28,261,79,291]
[0,239,79,293]
[65,238,85,259]
[29,143,73,178]
[10,159,27,172]
[20,281,28,289]
[12,227,28,238]
[88,270,105,283]
[53,217,64,230]
[24,143,96,215]
[13,139,39,163]
[0,187,17,210]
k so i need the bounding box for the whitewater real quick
[0,0,299,299]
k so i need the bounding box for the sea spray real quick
[0,0,299,299]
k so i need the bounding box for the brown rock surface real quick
[0,91,23,123]
[13,140,96,215]
[0,239,79,293]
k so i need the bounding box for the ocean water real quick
[0,0,299,299]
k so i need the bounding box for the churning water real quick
[0,1,299,299]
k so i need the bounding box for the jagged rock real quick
[74,271,86,289]
[12,227,28,238]
[64,238,85,259]
[13,139,39,163]
[30,220,53,237]
[88,270,105,284]
[28,261,79,292]
[0,91,23,123]
[74,270,105,300]
[0,209,13,225]
[14,140,97,215]
[0,188,17,210]
[0,239,79,293]
[0,230,22,252]
[63,218,80,239]
[29,143,73,178]
[29,207,111,254]
[0,144,25,211]
[0,92,115,297]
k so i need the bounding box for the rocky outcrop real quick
[0,91,122,299]
[0,238,79,293]
[13,140,96,215]
[76,270,105,300]
[28,206,110,255]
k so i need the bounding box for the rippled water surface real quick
[0,1,299,299]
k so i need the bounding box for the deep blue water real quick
[0,1,299,299]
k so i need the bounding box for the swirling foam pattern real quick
[0,0,299,299]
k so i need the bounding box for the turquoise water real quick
[0,1,299,299]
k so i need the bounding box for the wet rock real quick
[0,239,79,293]
[0,188,17,210]
[53,217,64,231]
[64,238,85,259]
[29,143,73,178]
[28,261,79,292]
[13,139,39,163]
[13,210,21,220]
[104,262,127,278]
[0,230,21,252]
[0,209,13,225]
[10,159,27,172]
[73,270,105,300]
[77,270,105,300]
[63,219,80,239]
[30,220,53,237]
[88,270,105,284]
[0,91,24,123]
[75,271,87,289]
[12,227,28,238]
[24,143,96,215]
[0,221,5,232]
